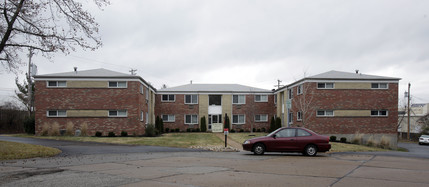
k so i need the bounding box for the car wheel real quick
[304,144,318,156]
[419,142,422,145]
[253,143,265,155]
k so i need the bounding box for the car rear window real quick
[297,129,311,137]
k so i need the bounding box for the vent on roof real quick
[74,67,78,74]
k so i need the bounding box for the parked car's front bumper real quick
[242,143,253,151]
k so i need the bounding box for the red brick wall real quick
[232,95,276,131]
[155,94,199,131]
[290,82,398,134]
[34,80,147,136]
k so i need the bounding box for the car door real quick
[270,128,297,151]
[294,129,313,151]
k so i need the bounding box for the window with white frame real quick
[288,112,293,124]
[255,95,268,102]
[161,94,175,102]
[146,112,149,124]
[297,111,302,121]
[274,94,277,104]
[371,110,388,116]
[109,110,127,117]
[185,114,198,124]
[371,83,388,89]
[146,88,149,100]
[255,114,268,122]
[162,115,175,122]
[232,114,245,124]
[109,81,127,88]
[297,85,303,95]
[288,89,293,99]
[316,110,334,116]
[140,85,144,95]
[317,83,334,89]
[47,110,67,117]
[47,81,66,87]
[140,111,144,121]
[185,95,198,104]
[233,95,246,104]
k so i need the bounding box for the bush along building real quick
[34,68,400,147]
[34,68,156,136]
[275,70,400,148]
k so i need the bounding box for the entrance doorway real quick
[208,114,222,130]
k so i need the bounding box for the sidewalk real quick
[214,133,243,150]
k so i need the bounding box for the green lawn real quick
[228,132,268,144]
[14,133,400,153]
[0,141,61,160]
[17,133,224,148]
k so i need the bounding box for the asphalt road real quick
[2,136,429,186]
[0,136,201,156]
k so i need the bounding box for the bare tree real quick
[295,82,315,128]
[0,0,109,72]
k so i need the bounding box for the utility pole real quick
[407,83,411,140]
[27,48,34,115]
[129,69,137,75]
[274,79,284,89]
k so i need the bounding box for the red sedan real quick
[242,127,331,156]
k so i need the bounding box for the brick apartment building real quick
[34,69,400,146]
[156,84,275,132]
[275,70,400,145]
[34,69,156,136]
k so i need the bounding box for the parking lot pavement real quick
[2,151,429,187]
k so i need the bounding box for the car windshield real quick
[266,130,278,137]
[421,135,429,138]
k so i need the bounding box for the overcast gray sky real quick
[1,0,429,105]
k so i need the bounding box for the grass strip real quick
[0,141,61,160]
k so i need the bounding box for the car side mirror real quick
[272,134,277,139]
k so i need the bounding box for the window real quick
[162,115,175,122]
[232,114,245,124]
[288,89,293,99]
[297,111,302,121]
[47,81,66,87]
[274,95,277,104]
[371,110,388,116]
[140,85,144,95]
[255,114,268,122]
[317,83,334,89]
[140,111,144,122]
[371,83,388,89]
[146,112,149,124]
[276,128,296,138]
[109,81,127,88]
[288,112,293,124]
[161,94,175,102]
[109,110,127,117]
[233,95,246,104]
[185,115,198,124]
[47,110,66,117]
[317,110,334,116]
[255,95,268,102]
[297,129,311,137]
[185,95,198,104]
[146,88,149,100]
[297,85,303,95]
